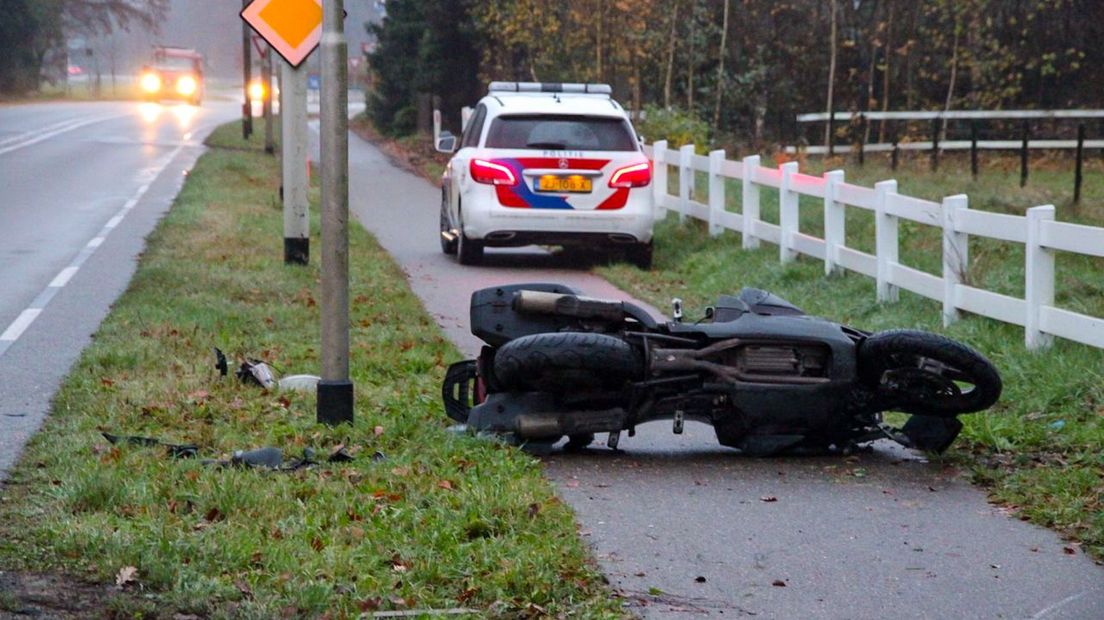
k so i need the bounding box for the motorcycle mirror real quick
[672,298,683,322]
[703,306,714,321]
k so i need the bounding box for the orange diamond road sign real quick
[241,0,322,68]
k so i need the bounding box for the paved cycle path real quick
[342,131,1104,619]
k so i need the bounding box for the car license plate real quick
[537,175,592,193]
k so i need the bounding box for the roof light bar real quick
[488,82,612,95]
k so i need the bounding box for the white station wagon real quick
[436,82,655,267]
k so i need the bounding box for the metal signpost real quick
[242,0,352,425]
[317,0,353,425]
[240,0,253,139]
[281,60,309,265]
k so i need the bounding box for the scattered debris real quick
[694,576,707,583]
[277,374,321,391]
[102,432,197,458]
[237,358,277,388]
[760,496,778,503]
[771,580,786,587]
[114,566,138,588]
[214,347,320,391]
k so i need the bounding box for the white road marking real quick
[0,114,127,157]
[49,267,79,288]
[1031,591,1089,618]
[0,143,185,357]
[0,118,87,148]
[0,310,42,342]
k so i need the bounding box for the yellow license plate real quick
[537,175,592,193]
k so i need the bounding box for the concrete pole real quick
[317,0,353,425]
[241,0,253,139]
[263,46,275,155]
[281,59,309,265]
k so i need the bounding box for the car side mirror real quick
[435,130,457,153]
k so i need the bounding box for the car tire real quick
[457,212,483,265]
[439,198,457,255]
[626,242,653,270]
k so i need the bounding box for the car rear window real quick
[485,114,637,151]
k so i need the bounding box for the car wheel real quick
[456,212,483,265]
[626,242,653,270]
[439,196,457,255]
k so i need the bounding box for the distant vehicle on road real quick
[139,46,204,106]
[436,82,655,267]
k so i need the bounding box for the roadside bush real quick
[635,105,711,153]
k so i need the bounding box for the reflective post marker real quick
[282,59,309,265]
[318,0,353,425]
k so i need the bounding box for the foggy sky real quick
[77,0,383,81]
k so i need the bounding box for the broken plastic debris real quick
[277,374,321,391]
[102,432,197,458]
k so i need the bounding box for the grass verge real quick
[0,122,622,618]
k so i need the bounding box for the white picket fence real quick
[642,140,1104,351]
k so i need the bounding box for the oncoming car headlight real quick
[140,72,161,93]
[176,75,198,96]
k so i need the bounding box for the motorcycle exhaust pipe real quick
[515,408,627,439]
[513,290,625,322]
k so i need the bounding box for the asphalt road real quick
[0,99,238,478]
[343,132,1104,619]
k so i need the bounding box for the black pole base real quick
[317,380,354,426]
[284,237,309,266]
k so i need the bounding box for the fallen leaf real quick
[234,579,253,599]
[115,565,138,587]
[391,466,410,477]
[1063,546,1077,555]
[374,425,385,436]
[634,571,646,577]
[188,390,209,401]
[437,479,454,490]
[527,503,541,518]
[695,575,707,583]
[204,507,223,522]
[760,496,778,502]
[311,537,325,551]
[772,579,787,587]
[565,479,580,488]
[358,597,382,612]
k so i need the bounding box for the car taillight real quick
[470,159,518,186]
[608,161,652,188]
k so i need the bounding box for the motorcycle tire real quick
[493,332,643,392]
[858,329,1002,416]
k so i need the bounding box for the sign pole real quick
[263,45,275,155]
[318,0,353,425]
[240,0,253,139]
[282,58,309,265]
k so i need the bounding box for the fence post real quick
[678,144,694,224]
[708,149,726,236]
[823,169,845,276]
[1025,205,1055,351]
[653,140,668,219]
[741,155,761,250]
[941,195,970,327]
[1020,121,1030,188]
[779,162,799,264]
[874,179,899,303]
[1074,124,1085,204]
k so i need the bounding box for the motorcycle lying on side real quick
[442,283,1002,455]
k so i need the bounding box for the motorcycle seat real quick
[713,288,806,322]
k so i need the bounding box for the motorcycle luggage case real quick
[470,283,584,347]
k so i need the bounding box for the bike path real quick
[342,132,1104,619]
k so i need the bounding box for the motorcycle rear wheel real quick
[859,329,1002,416]
[493,332,643,392]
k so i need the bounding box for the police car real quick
[436,82,654,267]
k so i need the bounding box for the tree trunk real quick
[664,0,680,109]
[879,0,895,142]
[712,0,730,131]
[941,11,960,143]
[686,1,696,110]
[596,0,604,82]
[824,0,838,149]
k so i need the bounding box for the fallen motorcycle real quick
[443,283,1002,455]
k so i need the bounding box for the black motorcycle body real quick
[442,283,1002,455]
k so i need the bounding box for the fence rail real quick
[642,140,1104,351]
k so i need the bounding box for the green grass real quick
[599,151,1104,559]
[0,123,622,618]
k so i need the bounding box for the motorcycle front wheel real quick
[858,329,1002,416]
[493,332,643,392]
